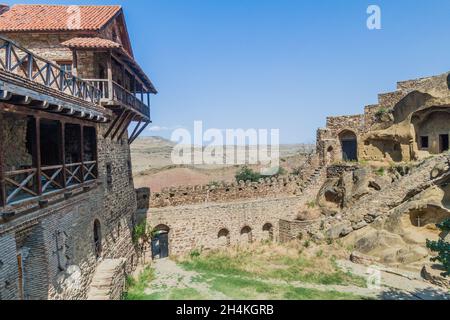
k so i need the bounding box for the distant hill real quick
[131,136,315,192]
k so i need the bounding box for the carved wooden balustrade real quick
[87,79,150,119]
[1,161,98,206]
[0,36,102,104]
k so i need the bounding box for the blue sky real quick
[6,0,450,143]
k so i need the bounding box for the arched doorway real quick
[326,146,334,165]
[240,226,253,244]
[262,223,274,241]
[218,228,231,247]
[339,130,358,162]
[93,219,102,260]
[151,224,170,259]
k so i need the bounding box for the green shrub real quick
[427,219,450,277]
[306,201,316,209]
[190,249,201,259]
[235,166,262,183]
[375,167,385,176]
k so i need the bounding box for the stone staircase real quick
[299,166,325,193]
[87,258,126,300]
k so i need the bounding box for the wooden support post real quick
[60,122,66,188]
[27,53,33,80]
[118,114,136,141]
[104,109,126,139]
[72,50,78,77]
[129,118,142,143]
[33,117,42,195]
[107,53,113,99]
[129,121,150,144]
[5,41,11,71]
[111,111,131,140]
[0,113,5,207]
[80,125,84,183]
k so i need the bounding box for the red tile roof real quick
[62,37,122,49]
[0,5,121,32]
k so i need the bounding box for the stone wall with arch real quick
[146,196,301,256]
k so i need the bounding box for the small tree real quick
[426,218,450,277]
[133,222,154,263]
[235,166,262,183]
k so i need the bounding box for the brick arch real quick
[217,228,231,247]
[262,223,274,241]
[240,225,253,244]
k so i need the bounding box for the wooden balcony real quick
[2,161,97,208]
[86,79,151,120]
[0,36,109,122]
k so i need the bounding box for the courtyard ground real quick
[123,242,450,300]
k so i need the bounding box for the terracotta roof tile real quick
[62,37,122,49]
[0,5,121,32]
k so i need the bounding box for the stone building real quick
[316,72,450,165]
[0,5,156,300]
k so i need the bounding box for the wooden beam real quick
[33,117,42,195]
[117,114,136,141]
[111,110,132,140]
[106,52,113,99]
[0,113,5,207]
[128,118,142,143]
[103,109,126,139]
[129,121,150,144]
[72,50,78,77]
[0,103,98,127]
[80,125,84,183]
[60,121,66,188]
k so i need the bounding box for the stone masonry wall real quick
[150,154,319,209]
[147,196,302,256]
[0,125,138,300]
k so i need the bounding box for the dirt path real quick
[145,259,450,300]
[144,259,230,300]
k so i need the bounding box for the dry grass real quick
[178,241,366,287]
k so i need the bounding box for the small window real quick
[57,61,73,76]
[420,136,429,150]
[127,160,133,183]
[106,163,113,189]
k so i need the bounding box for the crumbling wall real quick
[150,175,308,208]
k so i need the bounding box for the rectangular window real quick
[420,136,429,150]
[106,163,113,190]
[127,160,133,184]
[56,61,73,76]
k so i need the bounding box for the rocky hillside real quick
[301,154,450,284]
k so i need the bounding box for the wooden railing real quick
[0,36,101,104]
[1,161,97,206]
[86,79,150,118]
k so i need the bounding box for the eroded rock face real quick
[343,182,450,268]
[318,166,392,214]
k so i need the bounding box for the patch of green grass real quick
[375,167,385,176]
[123,266,155,300]
[283,287,361,300]
[180,250,366,288]
[196,272,361,300]
[129,288,206,300]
